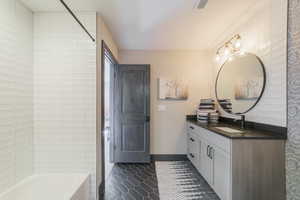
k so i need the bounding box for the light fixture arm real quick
[215,34,242,62]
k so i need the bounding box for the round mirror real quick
[215,53,266,114]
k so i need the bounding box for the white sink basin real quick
[215,127,244,133]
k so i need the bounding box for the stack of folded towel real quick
[218,99,232,113]
[197,99,219,123]
[209,112,219,123]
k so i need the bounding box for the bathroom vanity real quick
[186,118,286,200]
[187,52,287,200]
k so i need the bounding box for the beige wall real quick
[97,15,119,60]
[119,50,213,154]
[211,0,287,127]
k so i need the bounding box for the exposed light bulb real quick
[239,50,245,55]
[215,54,221,61]
[215,34,242,63]
[235,40,241,49]
[224,47,230,56]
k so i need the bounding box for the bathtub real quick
[0,174,90,200]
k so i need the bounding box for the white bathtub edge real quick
[0,173,91,200]
[71,174,90,200]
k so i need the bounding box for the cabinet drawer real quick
[187,123,197,134]
[188,133,197,153]
[187,132,198,166]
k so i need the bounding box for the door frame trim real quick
[101,40,118,184]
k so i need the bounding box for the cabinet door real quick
[201,140,213,185]
[212,146,230,200]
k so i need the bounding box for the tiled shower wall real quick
[0,0,33,193]
[33,12,97,200]
[287,0,300,199]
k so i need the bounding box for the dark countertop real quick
[187,117,287,140]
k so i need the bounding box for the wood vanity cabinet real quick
[186,122,285,200]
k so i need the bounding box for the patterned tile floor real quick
[100,162,160,200]
[156,161,220,200]
[100,161,219,200]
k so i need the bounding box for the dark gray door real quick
[114,64,150,163]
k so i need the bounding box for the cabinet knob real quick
[189,126,194,130]
[189,153,195,158]
[190,138,195,142]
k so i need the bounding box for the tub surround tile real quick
[0,1,33,194]
[33,12,97,200]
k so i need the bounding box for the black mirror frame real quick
[215,52,267,115]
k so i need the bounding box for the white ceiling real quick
[20,0,259,50]
[20,0,100,12]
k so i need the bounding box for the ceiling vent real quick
[194,0,208,9]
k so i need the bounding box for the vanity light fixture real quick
[224,45,230,56]
[215,34,242,62]
[239,51,245,56]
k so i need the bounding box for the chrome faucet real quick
[240,115,245,129]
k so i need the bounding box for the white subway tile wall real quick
[33,12,97,200]
[0,0,34,194]
[212,0,287,127]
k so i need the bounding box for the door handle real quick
[189,126,194,130]
[207,145,210,158]
[209,147,214,159]
[146,116,150,122]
